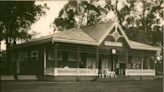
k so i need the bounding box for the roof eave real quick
[130,46,161,52]
[10,38,52,49]
[52,38,98,46]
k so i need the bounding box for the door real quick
[112,55,119,75]
[119,63,126,76]
[101,58,109,72]
[118,55,126,76]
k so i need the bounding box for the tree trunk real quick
[142,0,147,44]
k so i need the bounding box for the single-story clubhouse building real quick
[9,20,161,81]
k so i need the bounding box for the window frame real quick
[31,51,38,61]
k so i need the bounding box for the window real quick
[31,51,38,61]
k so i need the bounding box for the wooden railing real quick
[125,69,155,76]
[78,68,98,76]
[45,68,98,76]
[55,68,77,76]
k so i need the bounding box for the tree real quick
[123,0,163,46]
[54,0,132,30]
[53,0,163,47]
[0,1,48,49]
[54,0,104,30]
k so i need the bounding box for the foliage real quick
[54,0,133,30]
[54,0,103,30]
[53,0,163,47]
[0,1,48,48]
[123,0,163,46]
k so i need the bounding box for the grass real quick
[1,80,163,92]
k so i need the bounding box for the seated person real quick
[64,65,69,69]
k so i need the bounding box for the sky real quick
[31,0,68,37]
[0,1,68,50]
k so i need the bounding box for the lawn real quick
[1,80,163,92]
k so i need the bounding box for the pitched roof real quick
[128,40,161,51]
[13,19,160,51]
[52,28,97,45]
[82,20,115,44]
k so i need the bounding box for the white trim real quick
[125,69,155,76]
[117,23,130,43]
[104,41,123,47]
[45,68,98,76]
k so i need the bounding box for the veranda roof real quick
[128,40,160,51]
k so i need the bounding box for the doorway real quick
[119,63,126,76]
[111,54,119,75]
[98,55,112,74]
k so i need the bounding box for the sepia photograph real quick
[0,0,163,92]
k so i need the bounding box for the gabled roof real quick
[13,19,161,51]
[82,20,115,44]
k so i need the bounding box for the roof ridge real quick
[72,28,99,43]
[81,29,99,43]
